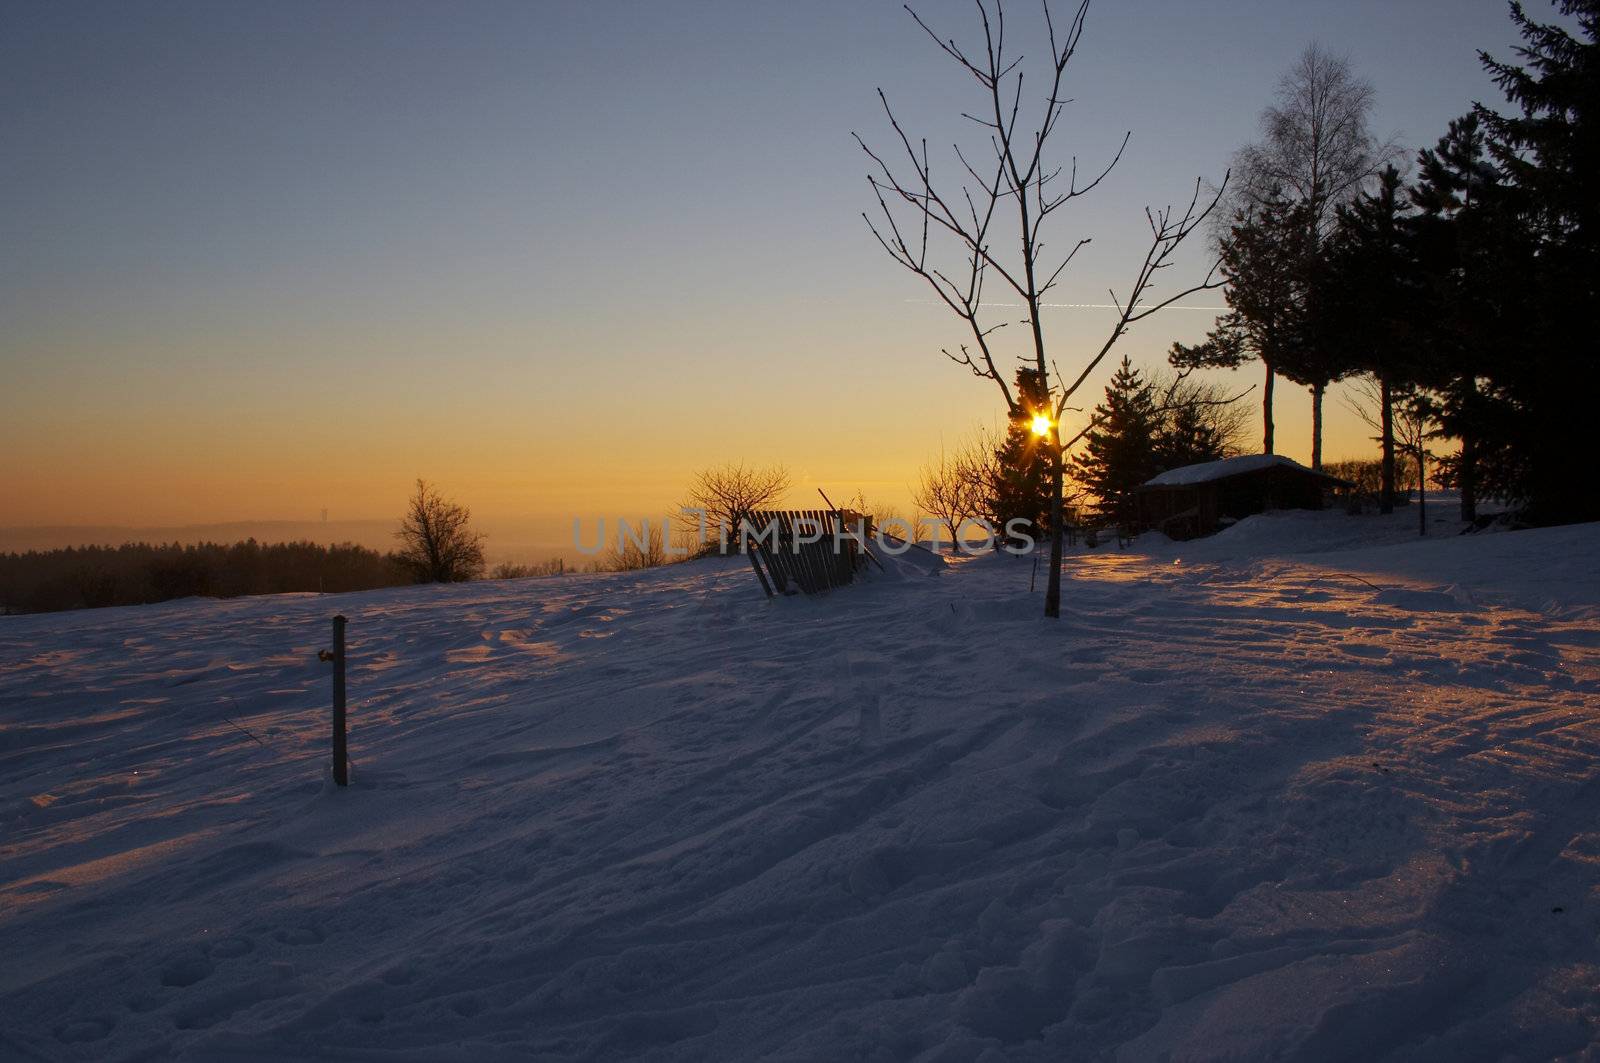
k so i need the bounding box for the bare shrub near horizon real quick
[1344,377,1440,503]
[1323,458,1420,498]
[395,479,486,583]
[675,462,791,554]
[491,558,568,580]
[604,520,677,572]
[842,490,911,535]
[913,434,995,553]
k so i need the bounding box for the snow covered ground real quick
[2,510,1597,1060]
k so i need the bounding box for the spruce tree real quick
[1477,0,1599,258]
[985,368,1054,546]
[1408,116,1526,521]
[1471,0,1599,522]
[1072,357,1161,525]
[1319,166,1421,514]
[1170,191,1316,456]
[1154,399,1227,471]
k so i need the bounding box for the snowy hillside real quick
[3,514,1598,1060]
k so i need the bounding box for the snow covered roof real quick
[1141,453,1344,488]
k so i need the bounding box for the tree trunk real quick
[1459,376,1477,523]
[1044,434,1065,619]
[1310,381,1325,470]
[1262,363,1276,454]
[1418,445,1427,537]
[1379,373,1395,514]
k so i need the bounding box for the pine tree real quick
[985,368,1054,546]
[1072,358,1162,525]
[1215,47,1393,467]
[1154,399,1227,471]
[1171,191,1317,456]
[1477,0,1599,257]
[1408,115,1529,521]
[1319,166,1421,513]
[1470,0,1600,522]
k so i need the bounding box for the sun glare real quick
[1030,414,1051,437]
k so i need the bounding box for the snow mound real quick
[1150,505,1470,560]
[1148,508,1597,620]
[866,534,947,580]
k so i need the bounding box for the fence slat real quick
[738,509,865,598]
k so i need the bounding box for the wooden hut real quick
[1134,454,1353,540]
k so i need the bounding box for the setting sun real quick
[1030,413,1052,436]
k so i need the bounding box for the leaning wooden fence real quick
[742,509,871,597]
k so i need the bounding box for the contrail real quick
[906,299,1224,311]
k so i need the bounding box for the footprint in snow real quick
[55,1018,113,1044]
[159,955,214,988]
[209,936,253,959]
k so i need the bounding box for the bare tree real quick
[606,522,670,571]
[676,462,791,551]
[842,490,910,534]
[855,0,1225,617]
[1230,44,1399,237]
[1344,376,1438,536]
[1147,368,1254,457]
[395,479,486,583]
[912,434,993,552]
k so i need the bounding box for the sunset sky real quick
[1,0,1526,556]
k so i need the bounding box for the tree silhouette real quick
[676,462,791,551]
[855,0,1224,617]
[1171,191,1314,457]
[986,368,1056,547]
[1319,166,1418,513]
[1072,357,1161,525]
[1223,45,1398,466]
[395,479,486,583]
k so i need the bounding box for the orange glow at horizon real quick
[0,0,1513,561]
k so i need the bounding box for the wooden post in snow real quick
[320,614,349,786]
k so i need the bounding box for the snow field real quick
[1,512,1597,1060]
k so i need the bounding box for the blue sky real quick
[0,0,1532,532]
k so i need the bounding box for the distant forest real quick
[0,535,578,615]
[0,541,412,614]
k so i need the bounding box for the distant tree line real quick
[1,479,572,614]
[491,559,568,579]
[0,540,411,614]
[1322,458,1421,499]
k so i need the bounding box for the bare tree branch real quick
[854,0,1225,617]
